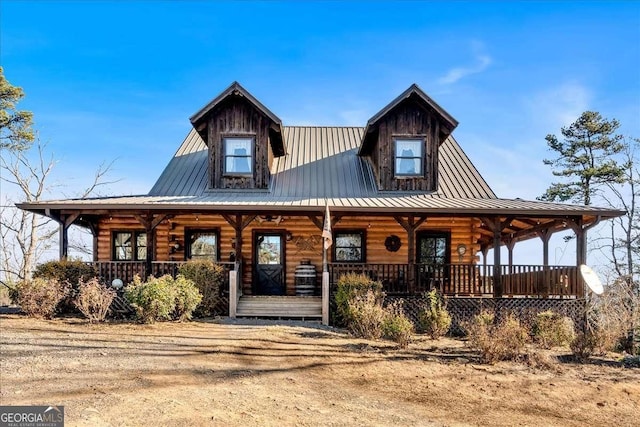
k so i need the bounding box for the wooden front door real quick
[254,232,285,295]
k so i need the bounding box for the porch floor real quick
[236,296,322,319]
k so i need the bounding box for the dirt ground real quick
[0,315,638,427]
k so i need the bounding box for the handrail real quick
[328,263,582,297]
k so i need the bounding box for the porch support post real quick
[88,222,99,262]
[222,214,256,295]
[134,213,168,278]
[536,229,553,297]
[506,238,516,269]
[56,212,80,260]
[395,215,428,292]
[566,216,601,267]
[537,229,552,267]
[481,216,504,298]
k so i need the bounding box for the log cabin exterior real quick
[18,82,624,324]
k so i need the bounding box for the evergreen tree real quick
[539,111,625,205]
[0,66,34,151]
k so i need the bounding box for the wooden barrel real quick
[295,261,317,296]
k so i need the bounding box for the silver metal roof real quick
[19,126,622,218]
[148,126,496,200]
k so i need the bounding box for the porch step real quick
[236,296,322,319]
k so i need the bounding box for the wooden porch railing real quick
[328,263,583,298]
[90,261,236,288]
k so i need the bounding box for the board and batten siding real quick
[369,99,441,192]
[207,96,274,190]
[97,214,480,296]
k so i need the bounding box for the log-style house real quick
[18,82,623,325]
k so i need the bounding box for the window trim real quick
[332,229,367,263]
[394,136,425,178]
[185,228,221,262]
[416,231,451,265]
[112,230,147,261]
[222,135,254,176]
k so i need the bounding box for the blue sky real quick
[2,1,639,263]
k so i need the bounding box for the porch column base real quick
[322,272,329,325]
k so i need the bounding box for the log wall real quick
[96,214,482,296]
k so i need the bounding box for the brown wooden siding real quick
[207,96,274,189]
[369,99,442,191]
[97,214,480,295]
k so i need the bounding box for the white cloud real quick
[437,41,492,85]
[527,82,591,130]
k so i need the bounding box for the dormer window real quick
[395,138,423,177]
[224,136,253,175]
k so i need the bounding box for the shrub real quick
[173,275,203,321]
[74,278,116,323]
[382,301,414,348]
[347,290,386,340]
[466,311,529,364]
[33,259,97,286]
[178,260,225,317]
[334,273,383,327]
[125,275,177,323]
[417,290,452,339]
[124,274,202,323]
[33,259,97,313]
[570,329,599,360]
[531,310,576,348]
[16,278,67,318]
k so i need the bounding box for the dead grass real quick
[0,314,639,427]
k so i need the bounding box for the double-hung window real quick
[395,138,423,177]
[223,137,253,175]
[333,230,366,263]
[113,231,147,261]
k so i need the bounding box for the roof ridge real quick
[284,125,365,129]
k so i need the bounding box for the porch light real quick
[111,278,124,290]
[170,241,183,254]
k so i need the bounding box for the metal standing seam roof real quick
[18,125,623,218]
[148,126,496,200]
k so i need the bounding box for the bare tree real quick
[1,140,57,284]
[0,141,117,286]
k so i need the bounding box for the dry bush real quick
[382,301,414,348]
[347,290,386,340]
[334,273,383,327]
[17,278,67,318]
[417,290,452,339]
[531,310,576,348]
[178,261,224,317]
[74,277,116,323]
[589,278,640,354]
[466,311,529,364]
[523,349,559,371]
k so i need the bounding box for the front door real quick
[254,232,285,295]
[417,231,450,291]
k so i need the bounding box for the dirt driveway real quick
[0,315,638,426]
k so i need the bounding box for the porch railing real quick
[90,261,236,288]
[328,263,583,298]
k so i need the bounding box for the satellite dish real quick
[579,265,604,295]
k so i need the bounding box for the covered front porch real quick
[90,259,584,324]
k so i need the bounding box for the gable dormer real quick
[190,82,285,190]
[358,84,458,192]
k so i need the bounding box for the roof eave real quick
[189,81,282,126]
